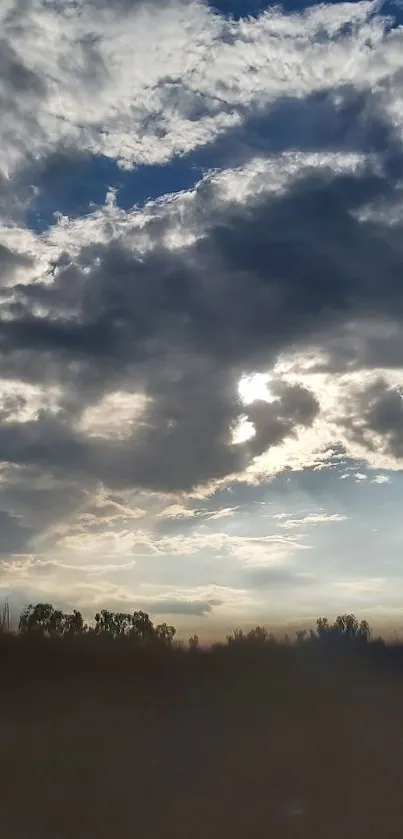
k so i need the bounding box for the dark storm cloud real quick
[4,155,403,372]
[0,381,319,492]
[305,319,403,375]
[204,170,400,331]
[340,378,403,459]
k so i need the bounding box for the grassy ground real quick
[1,637,403,838]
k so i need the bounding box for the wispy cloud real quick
[278,513,348,529]
[371,474,390,484]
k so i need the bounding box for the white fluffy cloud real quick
[1,0,403,184]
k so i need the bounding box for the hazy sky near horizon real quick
[2,0,403,637]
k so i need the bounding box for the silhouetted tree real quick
[94,610,136,638]
[357,619,371,642]
[316,617,331,638]
[246,626,269,645]
[312,613,372,645]
[331,614,371,642]
[0,599,10,634]
[129,611,155,642]
[94,609,118,636]
[334,613,359,638]
[19,603,86,637]
[226,626,275,647]
[63,610,87,635]
[19,603,64,637]
[155,623,176,646]
[226,628,246,646]
[188,634,200,652]
[93,609,158,643]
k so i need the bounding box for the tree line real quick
[12,603,177,647]
[0,601,376,649]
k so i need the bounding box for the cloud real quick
[278,512,348,529]
[1,0,403,601]
[371,473,390,483]
[0,347,320,492]
[1,138,403,508]
[244,566,316,590]
[205,505,239,520]
[12,556,138,576]
[0,466,90,556]
[0,244,32,282]
[133,583,258,617]
[79,493,146,523]
[157,505,200,519]
[1,0,402,190]
[338,377,403,461]
[136,598,217,616]
[0,510,35,555]
[150,530,310,569]
[55,528,147,557]
[331,577,385,594]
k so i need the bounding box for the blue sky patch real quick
[26,153,205,233]
[209,0,403,27]
[208,0,272,18]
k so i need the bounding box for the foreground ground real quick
[1,641,403,838]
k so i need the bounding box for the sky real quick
[2,0,403,639]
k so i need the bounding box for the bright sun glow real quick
[233,372,274,445]
[238,373,273,405]
[232,415,256,445]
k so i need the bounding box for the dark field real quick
[1,637,403,839]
